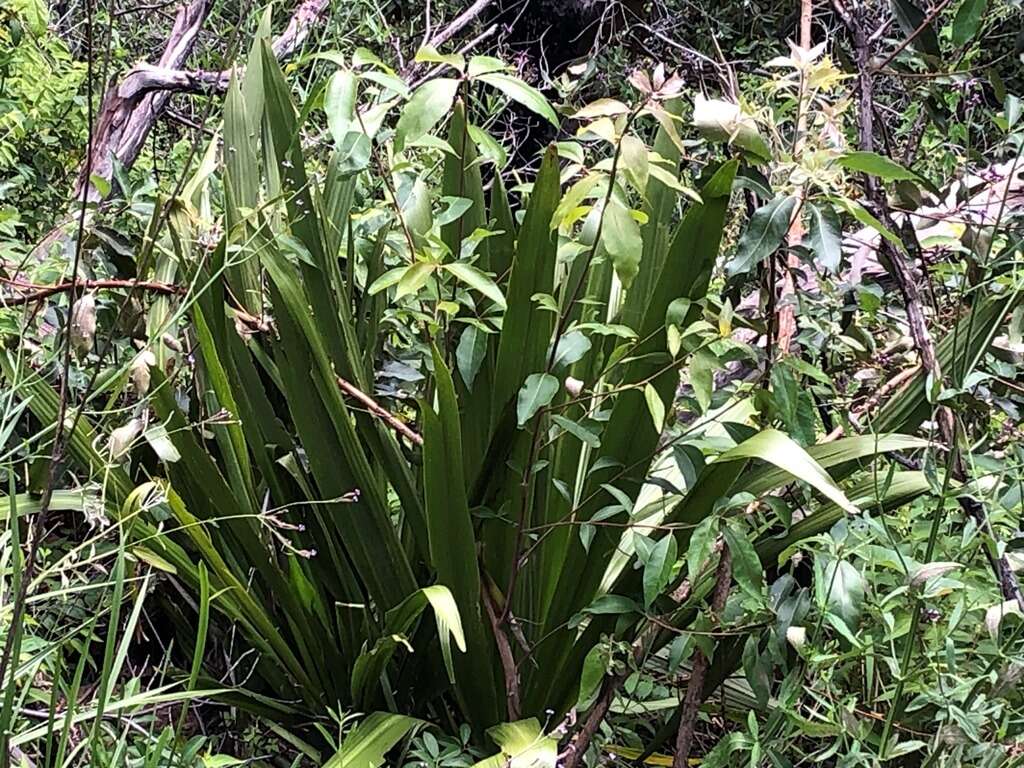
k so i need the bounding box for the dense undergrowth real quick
[2,0,1024,766]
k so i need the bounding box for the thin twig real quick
[482,578,521,721]
[872,0,953,73]
[0,277,269,332]
[400,0,494,79]
[0,278,184,306]
[336,377,423,446]
[673,543,732,768]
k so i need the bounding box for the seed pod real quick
[785,625,807,651]
[161,333,183,353]
[129,351,156,396]
[70,292,96,356]
[108,418,143,460]
[564,376,584,397]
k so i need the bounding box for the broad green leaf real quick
[620,134,649,193]
[601,197,643,288]
[745,434,929,496]
[402,177,434,243]
[444,262,507,308]
[550,415,600,448]
[806,202,842,272]
[891,0,941,55]
[828,195,906,252]
[323,713,421,768]
[643,382,666,432]
[325,69,358,143]
[687,516,718,584]
[468,55,508,77]
[395,78,460,151]
[396,262,437,299]
[576,645,606,711]
[643,533,678,607]
[456,325,488,390]
[820,558,864,631]
[838,152,936,194]
[952,0,987,46]
[551,330,591,370]
[727,196,797,276]
[742,635,770,710]
[692,95,771,160]
[723,521,764,601]
[517,373,559,426]
[688,348,716,412]
[477,73,558,126]
[437,197,474,226]
[714,430,859,514]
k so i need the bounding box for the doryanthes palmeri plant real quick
[4,26,1019,765]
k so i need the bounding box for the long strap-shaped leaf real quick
[422,345,501,726]
[261,239,417,610]
[259,41,427,555]
[524,161,738,713]
[490,146,561,433]
[322,713,422,768]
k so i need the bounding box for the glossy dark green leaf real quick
[891,0,941,56]
[727,196,797,276]
[806,202,843,272]
[952,0,987,46]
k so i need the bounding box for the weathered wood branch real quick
[74,0,212,205]
[71,0,328,206]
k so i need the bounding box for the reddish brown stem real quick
[673,544,732,768]
[482,579,521,721]
[336,377,424,446]
[1,278,184,306]
[561,623,660,768]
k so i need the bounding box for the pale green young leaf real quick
[601,197,642,288]
[395,78,460,151]
[396,262,437,299]
[477,72,558,126]
[643,382,666,432]
[323,713,421,768]
[517,373,559,425]
[443,262,507,308]
[414,45,465,72]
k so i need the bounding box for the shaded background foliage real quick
[1,0,1024,766]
